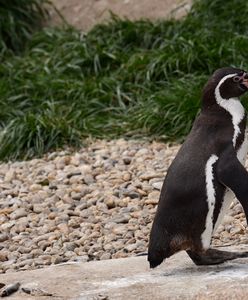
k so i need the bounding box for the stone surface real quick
[1,248,248,299]
[49,0,192,31]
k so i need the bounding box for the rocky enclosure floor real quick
[0,139,247,274]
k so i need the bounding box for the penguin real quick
[148,67,248,268]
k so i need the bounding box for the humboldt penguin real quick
[148,67,248,268]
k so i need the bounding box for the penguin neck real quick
[201,83,245,148]
[215,87,245,148]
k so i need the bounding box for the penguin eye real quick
[233,76,241,83]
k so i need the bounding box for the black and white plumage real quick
[148,67,248,268]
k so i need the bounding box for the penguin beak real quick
[240,73,248,90]
[242,78,248,89]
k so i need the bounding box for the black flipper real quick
[216,144,248,220]
[184,145,248,266]
[187,248,248,265]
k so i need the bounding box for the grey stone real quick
[10,208,28,219]
[64,251,75,258]
[152,181,163,190]
[139,172,164,181]
[71,192,82,200]
[0,234,9,243]
[17,246,31,254]
[100,253,111,260]
[124,243,138,252]
[64,242,78,252]
[109,215,130,224]
[123,157,132,165]
[51,256,65,265]
[32,204,44,213]
[104,197,117,209]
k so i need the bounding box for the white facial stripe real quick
[201,154,218,250]
[215,73,237,95]
[215,73,245,147]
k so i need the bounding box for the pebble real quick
[140,172,164,181]
[104,196,117,209]
[0,253,8,262]
[10,208,28,220]
[124,243,138,252]
[123,157,132,165]
[32,204,44,214]
[145,191,160,205]
[109,214,130,224]
[0,233,9,242]
[64,242,77,252]
[0,139,246,273]
[57,223,70,234]
[100,253,111,260]
[152,181,163,190]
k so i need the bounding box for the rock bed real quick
[0,139,247,273]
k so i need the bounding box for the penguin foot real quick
[186,248,248,266]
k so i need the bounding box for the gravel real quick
[0,139,247,273]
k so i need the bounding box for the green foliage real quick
[1,0,248,160]
[0,0,49,54]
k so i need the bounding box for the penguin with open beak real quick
[148,67,248,268]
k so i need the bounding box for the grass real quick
[1,0,248,160]
[0,0,50,55]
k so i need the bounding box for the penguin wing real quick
[216,145,248,215]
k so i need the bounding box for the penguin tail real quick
[148,253,164,268]
[148,224,171,268]
[148,245,170,268]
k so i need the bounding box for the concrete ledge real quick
[1,246,248,299]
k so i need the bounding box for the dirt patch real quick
[49,0,192,31]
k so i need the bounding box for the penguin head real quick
[203,67,248,106]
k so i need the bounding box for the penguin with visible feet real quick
[148,67,248,268]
